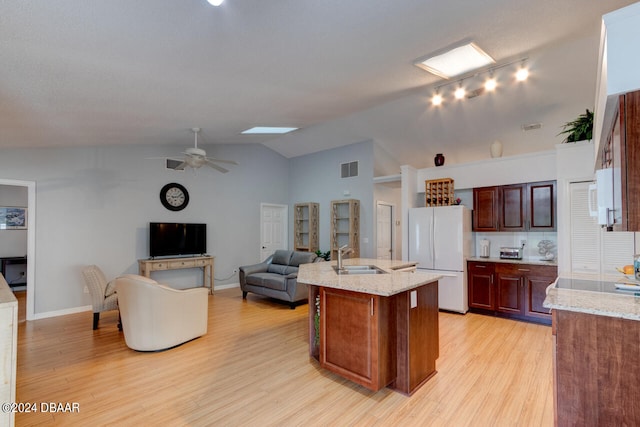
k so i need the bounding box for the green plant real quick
[558,109,593,143]
[315,250,331,261]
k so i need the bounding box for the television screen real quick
[149,222,207,258]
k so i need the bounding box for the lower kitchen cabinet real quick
[468,260,556,324]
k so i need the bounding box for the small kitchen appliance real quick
[480,239,490,258]
[500,246,523,260]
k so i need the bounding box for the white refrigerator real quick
[408,206,473,313]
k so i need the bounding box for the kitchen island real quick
[544,277,640,425]
[298,258,441,395]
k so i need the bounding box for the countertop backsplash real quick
[474,231,558,261]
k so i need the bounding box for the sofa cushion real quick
[271,250,293,266]
[284,266,298,275]
[249,273,287,291]
[290,251,317,266]
[267,264,288,275]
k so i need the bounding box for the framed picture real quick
[0,207,27,230]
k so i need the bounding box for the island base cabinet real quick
[391,282,439,395]
[319,287,395,392]
[554,309,640,425]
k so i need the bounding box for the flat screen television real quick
[149,222,207,258]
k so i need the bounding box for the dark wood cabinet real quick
[468,261,556,324]
[473,181,556,232]
[320,287,394,391]
[599,90,640,231]
[500,184,527,231]
[495,264,524,314]
[468,261,495,310]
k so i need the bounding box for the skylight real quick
[415,42,495,79]
[241,127,298,134]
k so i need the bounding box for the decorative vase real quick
[434,153,445,167]
[490,140,503,158]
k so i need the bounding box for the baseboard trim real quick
[32,305,92,320]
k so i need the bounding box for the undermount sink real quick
[333,265,387,275]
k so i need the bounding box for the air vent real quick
[341,161,358,178]
[522,123,542,131]
[166,159,184,170]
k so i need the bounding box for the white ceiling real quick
[1,0,636,169]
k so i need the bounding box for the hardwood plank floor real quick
[15,288,553,426]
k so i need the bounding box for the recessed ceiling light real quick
[241,127,298,135]
[415,42,495,79]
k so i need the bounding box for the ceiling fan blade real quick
[205,157,238,165]
[205,160,229,173]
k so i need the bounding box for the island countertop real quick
[298,258,441,296]
[543,276,640,321]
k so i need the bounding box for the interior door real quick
[376,202,393,260]
[260,203,288,260]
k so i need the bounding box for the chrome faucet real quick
[337,244,354,270]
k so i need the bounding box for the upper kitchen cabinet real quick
[473,186,500,231]
[473,181,556,232]
[594,3,640,231]
[598,91,640,231]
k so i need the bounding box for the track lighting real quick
[428,56,529,107]
[207,0,224,6]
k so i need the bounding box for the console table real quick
[138,256,214,294]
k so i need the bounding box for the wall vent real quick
[166,158,184,170]
[341,161,358,178]
[522,122,542,131]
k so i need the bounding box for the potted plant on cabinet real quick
[559,109,593,143]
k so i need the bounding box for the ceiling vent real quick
[166,158,184,170]
[341,161,358,178]
[522,123,542,131]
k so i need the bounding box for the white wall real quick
[289,140,375,258]
[0,143,290,316]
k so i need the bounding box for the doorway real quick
[376,201,394,260]
[260,203,288,260]
[0,179,35,321]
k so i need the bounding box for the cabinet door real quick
[496,275,523,314]
[524,265,557,320]
[528,181,557,231]
[468,262,495,310]
[320,287,393,391]
[501,184,526,231]
[473,187,500,231]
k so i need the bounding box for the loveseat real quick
[239,250,320,308]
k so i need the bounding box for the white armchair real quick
[82,265,119,330]
[115,274,208,351]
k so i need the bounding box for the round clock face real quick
[160,183,189,211]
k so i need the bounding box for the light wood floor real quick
[15,288,554,426]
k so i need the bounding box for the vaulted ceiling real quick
[1,0,636,169]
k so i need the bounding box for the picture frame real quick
[0,207,27,230]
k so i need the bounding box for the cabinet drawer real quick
[168,259,196,269]
[150,262,168,270]
[468,261,494,272]
[194,258,210,267]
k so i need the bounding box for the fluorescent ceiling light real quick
[241,127,298,134]
[415,42,495,79]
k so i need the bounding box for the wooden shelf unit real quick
[294,202,319,252]
[330,199,360,261]
[425,178,454,207]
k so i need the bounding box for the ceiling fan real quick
[166,128,238,173]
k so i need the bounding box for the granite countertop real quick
[298,258,441,297]
[543,277,640,321]
[467,256,558,266]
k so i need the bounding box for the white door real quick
[433,206,464,271]
[408,207,434,269]
[260,203,288,260]
[376,202,393,260]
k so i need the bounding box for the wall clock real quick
[160,183,189,211]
